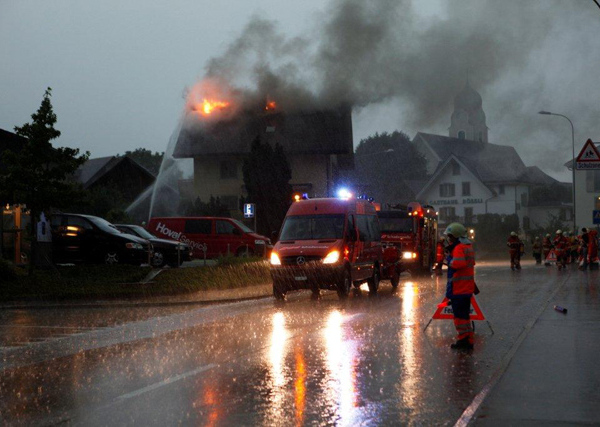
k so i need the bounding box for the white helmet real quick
[556,230,562,235]
[510,231,517,236]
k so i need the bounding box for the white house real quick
[412,81,572,230]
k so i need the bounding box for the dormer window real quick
[458,131,466,140]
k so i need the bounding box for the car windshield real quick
[279,215,345,241]
[378,214,414,233]
[231,219,253,233]
[127,226,155,240]
[87,216,122,234]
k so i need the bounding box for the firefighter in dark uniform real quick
[507,232,522,270]
[532,237,542,264]
[444,223,476,350]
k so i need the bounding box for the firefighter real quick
[570,232,579,264]
[507,232,522,270]
[434,236,445,276]
[443,222,476,350]
[553,230,568,270]
[532,237,542,264]
[588,229,599,270]
[579,228,589,270]
[542,233,553,266]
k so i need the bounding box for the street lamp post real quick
[538,111,576,231]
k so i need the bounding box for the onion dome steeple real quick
[449,78,488,143]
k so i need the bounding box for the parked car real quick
[50,214,151,265]
[269,196,383,300]
[116,224,192,267]
[147,217,272,258]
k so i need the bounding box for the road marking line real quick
[454,272,571,427]
[117,364,217,401]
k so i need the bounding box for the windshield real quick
[87,216,122,234]
[279,215,345,241]
[127,226,155,239]
[231,219,253,233]
[378,216,414,233]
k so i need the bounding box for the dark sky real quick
[1,0,599,182]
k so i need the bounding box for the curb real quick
[0,293,273,310]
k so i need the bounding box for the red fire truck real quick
[377,202,438,284]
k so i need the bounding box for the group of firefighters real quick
[434,223,600,351]
[507,228,599,271]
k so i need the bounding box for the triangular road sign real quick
[576,139,600,170]
[431,296,486,321]
[546,249,557,263]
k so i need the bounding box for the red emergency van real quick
[377,202,438,276]
[147,217,272,258]
[269,197,383,300]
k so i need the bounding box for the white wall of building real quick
[574,169,600,230]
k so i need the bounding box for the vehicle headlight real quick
[270,252,281,266]
[255,239,265,245]
[402,251,417,259]
[322,250,340,264]
[126,243,143,250]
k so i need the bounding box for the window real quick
[452,162,461,175]
[216,220,237,235]
[439,183,455,197]
[185,219,212,234]
[458,131,466,140]
[499,185,505,195]
[367,215,381,242]
[464,207,473,224]
[220,160,237,179]
[439,207,456,222]
[279,215,345,241]
[356,215,370,242]
[462,182,471,196]
[347,215,356,239]
[68,216,93,230]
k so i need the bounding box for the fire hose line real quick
[454,271,572,427]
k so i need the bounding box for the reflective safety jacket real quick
[507,236,521,254]
[446,239,476,298]
[542,237,553,252]
[553,236,568,256]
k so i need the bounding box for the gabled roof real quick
[522,166,559,186]
[173,108,353,158]
[414,132,530,184]
[75,156,155,189]
[416,154,495,200]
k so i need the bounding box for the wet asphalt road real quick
[0,261,584,426]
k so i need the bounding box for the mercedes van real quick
[269,197,383,300]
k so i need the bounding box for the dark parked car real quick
[50,214,151,265]
[116,224,192,267]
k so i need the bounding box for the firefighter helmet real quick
[546,233,551,238]
[510,231,517,236]
[444,222,467,238]
[556,230,562,235]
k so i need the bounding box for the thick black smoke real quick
[201,0,600,177]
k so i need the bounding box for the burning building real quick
[173,99,354,214]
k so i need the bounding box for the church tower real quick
[449,80,488,143]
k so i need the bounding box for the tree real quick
[180,196,230,217]
[341,131,427,205]
[0,88,89,268]
[120,148,164,175]
[243,137,292,235]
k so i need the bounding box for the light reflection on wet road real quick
[0,261,586,425]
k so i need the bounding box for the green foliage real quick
[0,88,89,215]
[475,213,520,252]
[67,183,130,218]
[105,208,133,224]
[528,213,568,238]
[180,196,230,217]
[530,182,571,204]
[119,148,164,175]
[341,131,427,205]
[243,137,292,235]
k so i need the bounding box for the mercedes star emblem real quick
[296,256,306,265]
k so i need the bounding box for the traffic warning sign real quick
[575,139,600,170]
[546,249,557,263]
[431,296,486,321]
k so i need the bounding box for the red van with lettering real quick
[269,197,383,300]
[147,217,272,258]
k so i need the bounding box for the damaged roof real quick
[173,109,353,158]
